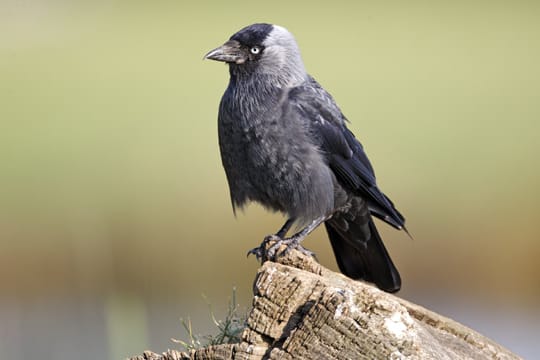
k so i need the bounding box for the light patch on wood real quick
[334,302,344,319]
[384,312,408,339]
[265,266,276,284]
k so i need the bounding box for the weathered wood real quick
[129,244,521,360]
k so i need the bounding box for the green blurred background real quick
[1,1,539,359]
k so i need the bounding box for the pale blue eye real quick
[250,47,260,54]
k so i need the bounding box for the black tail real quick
[325,217,401,293]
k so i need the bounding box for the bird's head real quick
[204,23,307,87]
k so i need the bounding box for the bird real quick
[204,23,407,293]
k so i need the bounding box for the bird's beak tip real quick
[203,48,219,61]
[203,42,244,64]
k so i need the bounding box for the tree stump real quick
[129,245,521,360]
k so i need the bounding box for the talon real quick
[283,242,317,258]
[247,225,318,263]
[246,246,264,260]
[266,239,285,260]
[247,233,284,262]
[266,235,316,260]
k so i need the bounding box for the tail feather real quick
[325,218,401,293]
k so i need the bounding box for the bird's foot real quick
[269,236,316,259]
[247,234,281,261]
[247,234,315,262]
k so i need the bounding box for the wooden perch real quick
[129,244,521,360]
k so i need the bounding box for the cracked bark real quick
[129,244,521,360]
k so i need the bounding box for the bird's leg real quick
[247,218,296,260]
[266,215,330,259]
[274,218,296,238]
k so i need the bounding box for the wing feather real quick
[289,77,405,229]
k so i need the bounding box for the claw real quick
[247,215,327,263]
[246,246,263,260]
[282,240,317,259]
[247,234,282,261]
[248,233,317,263]
[266,239,284,259]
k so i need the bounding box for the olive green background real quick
[1,1,539,359]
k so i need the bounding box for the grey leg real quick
[247,218,296,259]
[275,218,295,238]
[266,215,330,258]
[248,215,331,261]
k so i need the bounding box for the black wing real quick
[289,77,405,230]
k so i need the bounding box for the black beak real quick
[203,40,246,64]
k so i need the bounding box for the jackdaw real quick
[204,23,407,292]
